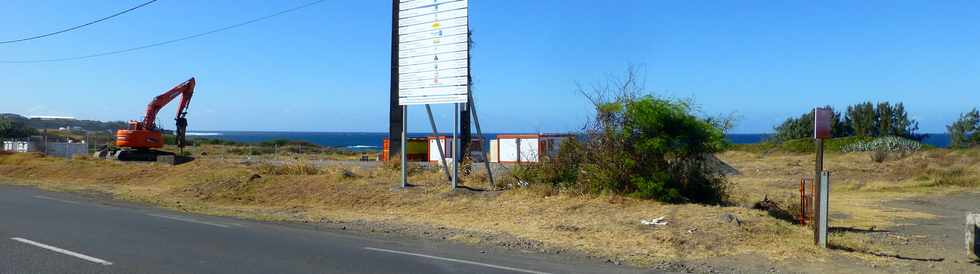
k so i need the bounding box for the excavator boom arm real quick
[142,78,196,130]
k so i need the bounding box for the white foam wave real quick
[187,132,223,136]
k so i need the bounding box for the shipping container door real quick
[489,140,499,163]
[499,138,519,162]
[428,138,452,162]
[519,138,540,162]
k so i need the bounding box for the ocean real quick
[187,132,953,149]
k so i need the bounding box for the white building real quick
[2,141,35,153]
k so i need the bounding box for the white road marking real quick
[363,247,552,274]
[146,213,236,228]
[33,195,83,205]
[10,237,113,266]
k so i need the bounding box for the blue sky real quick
[0,0,977,133]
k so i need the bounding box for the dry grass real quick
[1,147,978,268]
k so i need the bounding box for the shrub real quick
[947,108,980,149]
[511,138,583,192]
[842,136,922,153]
[255,161,322,175]
[870,150,888,163]
[520,68,730,204]
[928,168,976,187]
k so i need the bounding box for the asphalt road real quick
[0,185,652,274]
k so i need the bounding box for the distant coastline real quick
[187,131,953,149]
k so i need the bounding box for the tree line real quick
[773,102,923,142]
[772,103,978,149]
[0,113,127,139]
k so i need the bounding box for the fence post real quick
[968,213,979,260]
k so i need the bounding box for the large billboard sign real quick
[397,0,469,105]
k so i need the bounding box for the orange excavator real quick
[109,78,196,161]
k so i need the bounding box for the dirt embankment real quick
[1,149,978,273]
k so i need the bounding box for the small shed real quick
[490,134,574,163]
[382,137,428,162]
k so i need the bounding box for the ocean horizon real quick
[187,131,953,149]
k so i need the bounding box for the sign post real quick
[394,0,470,189]
[813,107,834,248]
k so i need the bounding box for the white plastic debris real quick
[641,216,669,226]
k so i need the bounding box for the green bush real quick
[0,116,37,138]
[517,68,730,204]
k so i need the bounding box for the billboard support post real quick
[426,104,452,181]
[452,103,459,190]
[389,0,402,163]
[401,106,408,188]
[469,94,495,189]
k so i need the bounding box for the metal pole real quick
[814,138,825,246]
[401,106,408,188]
[426,105,452,181]
[817,171,830,248]
[815,139,824,190]
[42,130,47,155]
[468,94,495,189]
[452,103,459,190]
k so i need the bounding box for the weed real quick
[255,161,322,175]
[928,168,976,187]
[871,150,888,163]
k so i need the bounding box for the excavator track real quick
[114,149,175,162]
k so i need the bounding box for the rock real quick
[721,213,742,226]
